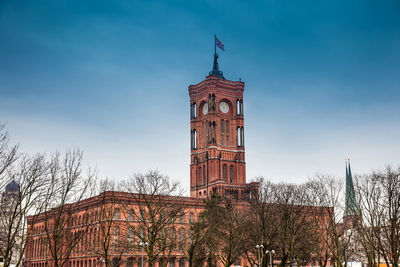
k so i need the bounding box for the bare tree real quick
[203,196,247,267]
[0,125,49,267]
[244,178,279,267]
[270,182,315,266]
[0,124,18,182]
[184,213,207,267]
[121,170,184,267]
[89,179,131,267]
[304,175,356,267]
[355,166,400,267]
[39,150,96,267]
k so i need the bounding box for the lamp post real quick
[139,241,148,267]
[256,245,264,266]
[266,250,275,267]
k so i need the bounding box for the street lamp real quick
[256,245,264,266]
[139,241,148,267]
[266,250,275,267]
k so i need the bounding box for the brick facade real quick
[189,75,258,200]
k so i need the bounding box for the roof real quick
[5,180,19,193]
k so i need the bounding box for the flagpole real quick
[214,34,216,58]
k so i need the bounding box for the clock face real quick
[219,101,229,113]
[202,103,209,115]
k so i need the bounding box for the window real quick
[203,167,206,184]
[138,227,145,241]
[112,258,119,267]
[241,127,244,146]
[236,99,243,115]
[179,213,185,223]
[113,227,119,250]
[179,228,185,250]
[237,127,244,147]
[191,103,197,119]
[191,130,197,150]
[169,228,176,249]
[223,164,227,180]
[220,120,224,145]
[189,213,194,223]
[199,166,202,184]
[128,210,134,221]
[139,209,145,221]
[229,165,234,183]
[113,227,119,237]
[226,120,230,145]
[127,258,134,267]
[114,209,120,220]
[127,227,134,248]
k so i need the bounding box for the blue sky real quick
[1,0,399,193]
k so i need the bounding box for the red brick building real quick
[189,71,258,199]
[24,53,332,267]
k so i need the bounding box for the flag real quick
[215,36,224,51]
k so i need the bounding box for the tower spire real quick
[345,159,359,216]
[209,35,225,79]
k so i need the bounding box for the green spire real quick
[345,159,359,216]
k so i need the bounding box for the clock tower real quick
[189,53,258,200]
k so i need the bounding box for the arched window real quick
[199,166,202,184]
[127,227,134,248]
[138,227,145,241]
[169,228,176,249]
[139,209,145,221]
[189,213,194,223]
[226,120,230,145]
[229,165,234,183]
[237,127,244,147]
[223,164,227,180]
[127,258,134,267]
[241,127,244,146]
[203,167,206,184]
[114,209,120,220]
[191,130,197,149]
[112,258,119,267]
[179,213,185,223]
[220,119,225,145]
[128,209,134,221]
[236,99,243,115]
[191,103,197,119]
[179,228,185,250]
